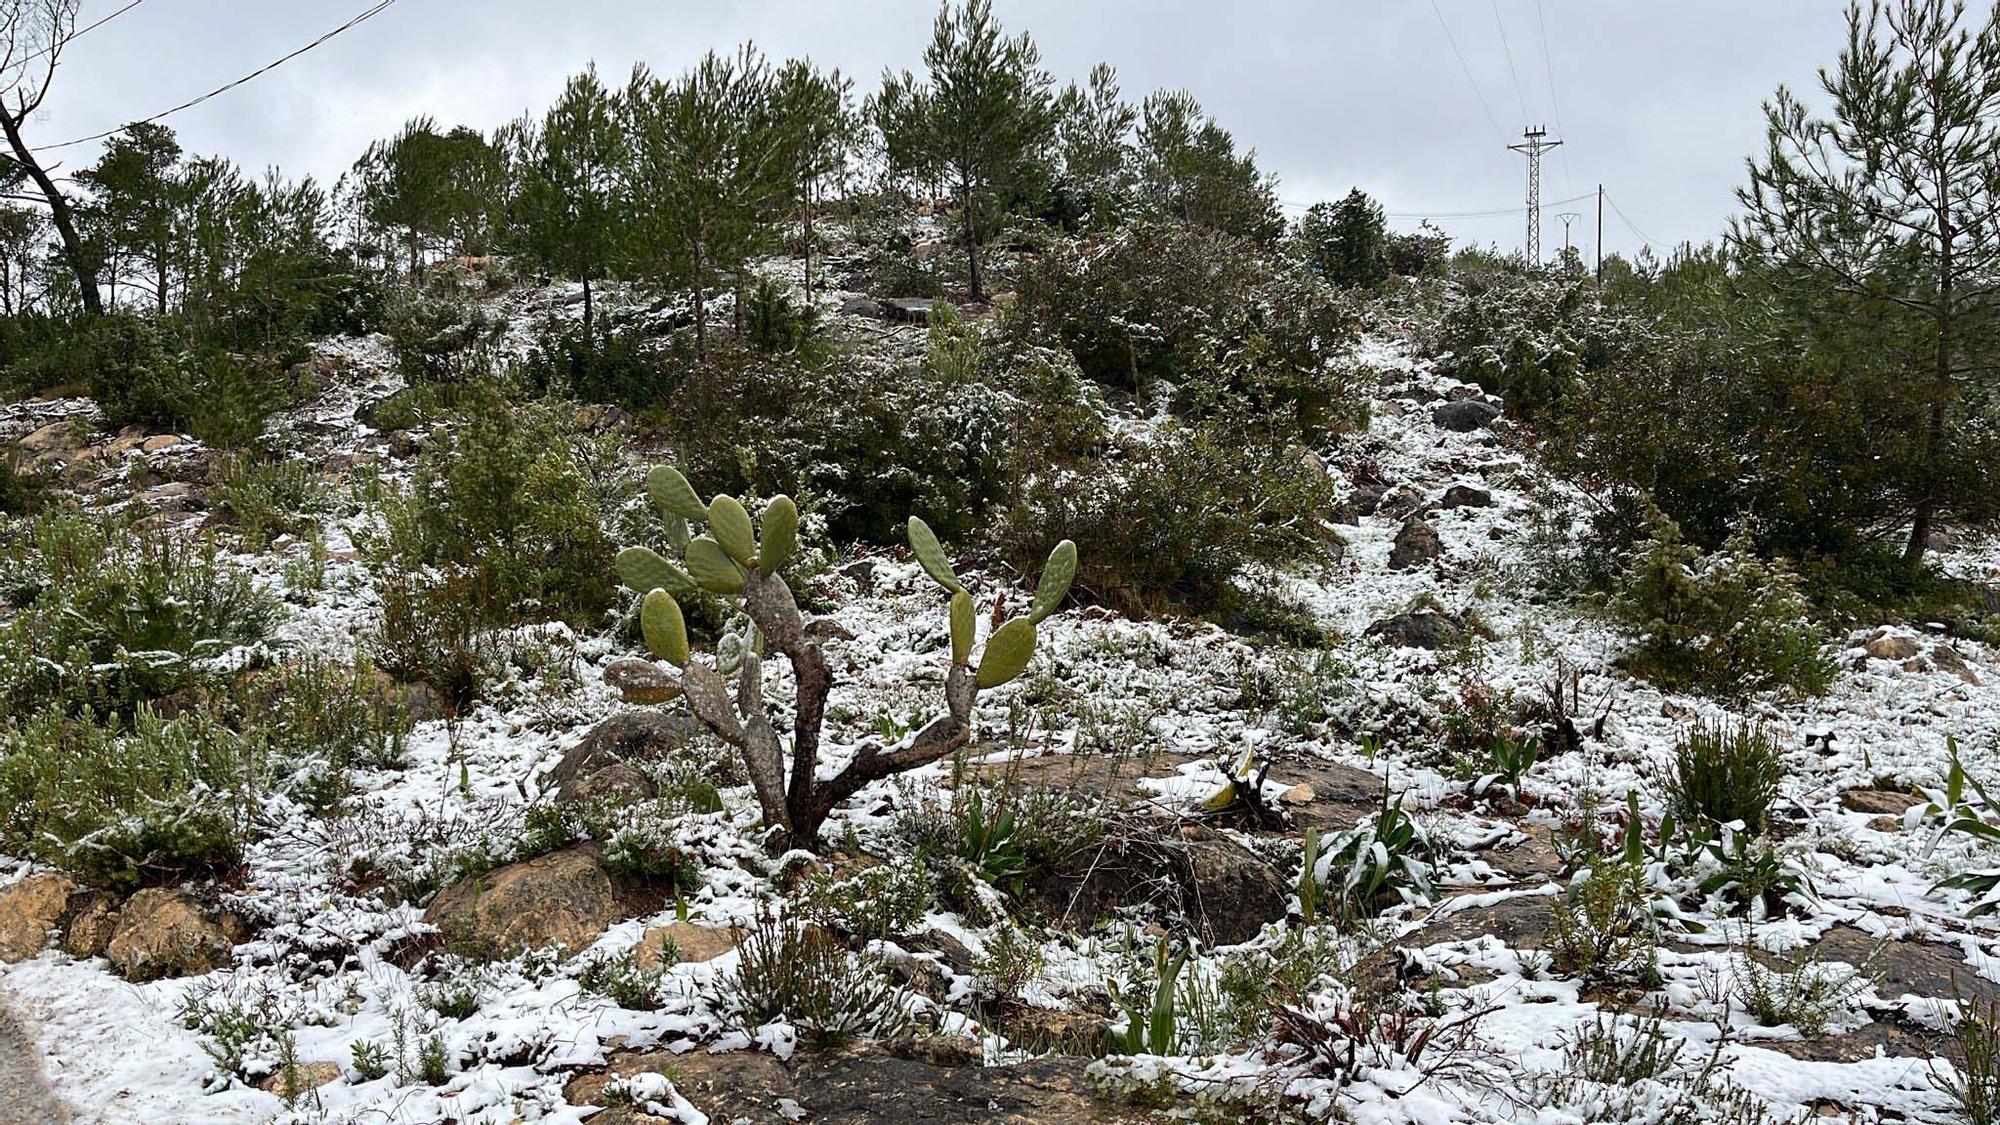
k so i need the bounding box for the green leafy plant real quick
[1666,721,1785,834]
[1105,939,1189,1056]
[1471,734,1540,805]
[1316,786,1438,918]
[718,913,910,1048]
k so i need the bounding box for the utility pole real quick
[1595,184,1604,295]
[1509,125,1561,267]
[1557,212,1580,260]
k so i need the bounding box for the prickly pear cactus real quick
[904,520,1077,691]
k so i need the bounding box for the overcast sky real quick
[32,0,1855,261]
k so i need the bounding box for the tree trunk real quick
[801,180,815,304]
[960,178,982,302]
[3,112,100,316]
[581,274,594,337]
[692,239,708,361]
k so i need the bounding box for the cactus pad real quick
[950,590,975,665]
[685,535,746,595]
[707,495,757,566]
[975,617,1036,689]
[617,546,695,597]
[906,516,962,594]
[1029,539,1078,624]
[646,465,708,521]
[759,496,798,576]
[641,589,690,667]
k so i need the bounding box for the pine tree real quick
[1053,63,1138,231]
[769,61,857,304]
[506,67,626,335]
[621,48,793,359]
[872,0,1058,302]
[1738,0,2000,564]
[1295,189,1390,288]
[1136,90,1283,245]
[76,124,183,314]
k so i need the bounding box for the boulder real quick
[1864,632,1922,662]
[544,709,705,792]
[0,873,75,962]
[106,889,231,981]
[836,296,886,319]
[423,845,632,958]
[1365,611,1465,651]
[881,297,935,324]
[1441,484,1493,509]
[1431,400,1501,432]
[1180,832,1288,946]
[556,761,657,808]
[60,890,120,958]
[635,922,737,970]
[1388,517,1442,570]
[602,658,680,705]
[1931,644,1982,686]
[1840,789,1924,816]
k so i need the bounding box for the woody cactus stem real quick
[617,467,1077,852]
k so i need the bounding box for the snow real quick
[3,275,1999,1123]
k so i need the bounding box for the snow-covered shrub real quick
[802,863,937,943]
[385,284,505,386]
[578,947,673,1011]
[1615,511,1834,696]
[717,913,911,1047]
[1421,257,1626,415]
[517,320,679,408]
[999,417,1340,616]
[1730,942,1869,1036]
[1549,860,1660,986]
[1666,722,1786,834]
[1936,997,2000,1125]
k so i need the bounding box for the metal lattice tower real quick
[1508,126,1562,266]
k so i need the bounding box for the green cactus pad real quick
[949,590,975,665]
[759,496,798,576]
[641,589,690,667]
[664,514,692,551]
[708,494,757,566]
[616,546,695,597]
[1029,539,1078,624]
[906,516,962,594]
[685,535,746,595]
[975,617,1036,689]
[646,465,708,521]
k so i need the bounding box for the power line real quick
[37,0,400,152]
[1489,0,1532,125]
[1533,0,1575,193]
[1278,189,1596,221]
[1427,0,1507,143]
[1603,190,1662,251]
[11,0,146,65]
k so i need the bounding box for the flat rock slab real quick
[0,1003,67,1125]
[1807,924,1994,1006]
[569,1045,1169,1123]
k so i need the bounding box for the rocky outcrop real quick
[1441,483,1493,509]
[0,874,75,962]
[1365,610,1465,650]
[602,658,680,705]
[424,845,642,958]
[1431,400,1501,432]
[634,922,737,971]
[106,889,231,981]
[543,709,704,793]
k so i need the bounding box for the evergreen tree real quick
[506,67,626,335]
[872,0,1058,301]
[621,48,792,359]
[353,119,509,277]
[76,124,184,312]
[1294,189,1390,288]
[771,59,858,303]
[1053,63,1137,231]
[1738,0,2000,564]
[1136,90,1283,245]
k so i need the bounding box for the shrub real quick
[742,276,822,357]
[518,322,680,408]
[0,705,254,889]
[1937,997,2000,1125]
[1422,262,1629,415]
[1615,512,1834,696]
[997,418,1340,616]
[0,511,275,717]
[373,395,620,626]
[0,444,46,515]
[717,914,909,1048]
[1549,859,1660,986]
[214,455,329,547]
[1315,787,1439,918]
[1665,722,1785,833]
[1009,221,1363,443]
[386,289,505,386]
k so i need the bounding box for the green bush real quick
[0,445,46,515]
[0,511,275,717]
[1615,511,1834,696]
[0,705,254,889]
[518,323,680,408]
[373,395,620,626]
[1423,262,1629,415]
[1009,221,1363,444]
[1665,722,1785,833]
[386,290,505,386]
[215,455,329,547]
[997,418,1340,615]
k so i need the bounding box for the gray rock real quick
[1364,611,1465,650]
[1432,400,1501,432]
[1388,518,1442,570]
[1441,484,1493,509]
[881,297,935,324]
[836,296,886,319]
[556,761,658,808]
[544,709,704,792]
[602,657,679,705]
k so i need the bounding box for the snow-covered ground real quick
[3,293,1998,1124]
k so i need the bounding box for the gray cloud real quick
[35,0,1851,260]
